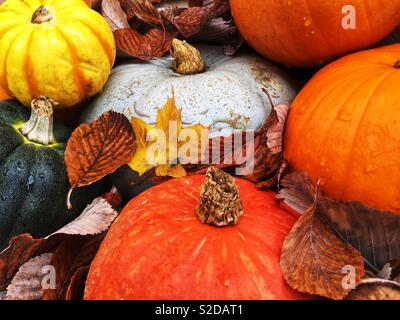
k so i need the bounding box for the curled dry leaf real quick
[6,253,53,300]
[173,6,209,38]
[114,28,177,59]
[347,275,400,300]
[42,234,106,300]
[65,111,135,209]
[278,171,400,274]
[120,0,163,26]
[102,0,130,32]
[65,266,90,300]
[0,188,121,298]
[280,190,365,300]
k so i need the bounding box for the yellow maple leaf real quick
[129,94,209,177]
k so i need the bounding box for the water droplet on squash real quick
[39,173,45,179]
[1,195,6,201]
[304,17,312,27]
[364,164,377,173]
[27,175,34,191]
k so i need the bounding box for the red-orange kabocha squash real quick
[285,44,400,214]
[85,168,309,300]
[230,0,400,67]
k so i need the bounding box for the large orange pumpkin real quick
[230,0,400,67]
[284,44,400,214]
[85,168,309,300]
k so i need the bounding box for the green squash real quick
[0,98,103,250]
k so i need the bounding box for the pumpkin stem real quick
[394,60,400,69]
[171,39,206,75]
[20,97,58,145]
[196,167,243,227]
[31,5,54,24]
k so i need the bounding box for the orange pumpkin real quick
[284,44,400,214]
[230,0,400,67]
[85,169,309,300]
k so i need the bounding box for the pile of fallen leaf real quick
[98,0,242,59]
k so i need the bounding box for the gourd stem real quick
[394,60,400,69]
[20,97,58,146]
[196,167,243,227]
[31,6,54,24]
[171,39,206,75]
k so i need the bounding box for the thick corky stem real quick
[171,39,206,75]
[20,97,58,145]
[31,6,54,24]
[196,167,243,227]
[394,60,400,69]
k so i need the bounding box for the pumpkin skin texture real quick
[85,175,309,300]
[81,45,299,138]
[284,44,400,214]
[0,99,103,250]
[0,0,116,108]
[0,85,10,100]
[230,0,400,68]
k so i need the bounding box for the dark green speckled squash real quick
[0,98,103,250]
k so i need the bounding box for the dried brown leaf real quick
[0,189,121,296]
[65,111,135,208]
[277,171,316,215]
[65,266,89,300]
[173,7,209,38]
[347,276,400,300]
[42,234,106,300]
[278,172,400,274]
[121,0,163,25]
[6,253,53,300]
[102,0,130,31]
[114,27,176,59]
[281,192,365,300]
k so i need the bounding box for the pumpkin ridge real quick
[25,29,38,101]
[75,19,114,68]
[287,68,371,155]
[56,28,88,101]
[312,71,381,182]
[260,4,298,64]
[301,0,334,59]
[340,69,399,198]
[360,0,373,44]
[1,26,27,94]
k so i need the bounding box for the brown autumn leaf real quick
[65,266,89,300]
[278,172,400,274]
[42,234,106,300]
[114,27,176,59]
[0,188,121,297]
[65,111,135,209]
[120,0,163,26]
[173,7,209,38]
[101,0,130,32]
[6,253,53,300]
[347,276,400,300]
[280,188,365,300]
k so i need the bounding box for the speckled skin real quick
[85,175,311,300]
[81,45,299,138]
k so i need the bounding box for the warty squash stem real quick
[171,39,206,75]
[20,97,58,145]
[31,5,54,24]
[196,167,244,227]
